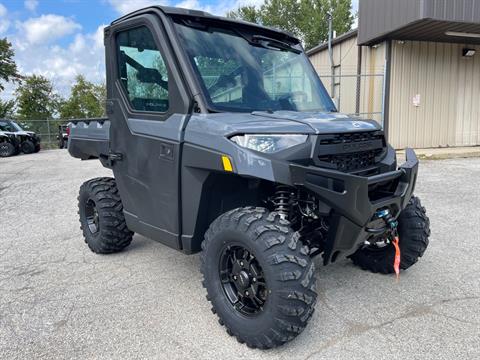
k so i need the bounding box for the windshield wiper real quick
[251,35,301,54]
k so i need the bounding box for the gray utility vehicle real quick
[69,6,430,349]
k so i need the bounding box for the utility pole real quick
[327,12,334,98]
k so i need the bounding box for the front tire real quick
[21,140,35,154]
[78,177,133,254]
[201,207,317,349]
[0,141,16,157]
[350,196,430,274]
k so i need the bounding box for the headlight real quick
[230,134,308,153]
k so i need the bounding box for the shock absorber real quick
[272,185,292,219]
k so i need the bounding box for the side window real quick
[117,26,169,113]
[0,121,14,132]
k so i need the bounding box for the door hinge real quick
[107,152,123,166]
[106,100,114,115]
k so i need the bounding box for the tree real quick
[300,0,354,50]
[226,5,262,23]
[0,38,22,118]
[15,74,58,120]
[14,74,59,137]
[0,38,21,92]
[59,75,106,119]
[227,0,354,50]
[0,99,14,118]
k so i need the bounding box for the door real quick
[106,15,191,249]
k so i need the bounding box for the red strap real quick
[392,236,401,280]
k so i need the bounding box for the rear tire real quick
[21,140,35,154]
[201,207,317,349]
[78,177,133,254]
[0,141,16,157]
[350,196,430,274]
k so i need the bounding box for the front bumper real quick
[290,148,418,264]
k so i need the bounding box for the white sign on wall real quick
[412,94,421,107]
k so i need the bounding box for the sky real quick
[0,0,358,100]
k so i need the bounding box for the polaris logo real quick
[342,141,374,151]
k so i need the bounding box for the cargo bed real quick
[68,118,110,161]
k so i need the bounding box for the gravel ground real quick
[0,150,479,360]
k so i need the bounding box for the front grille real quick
[319,149,384,172]
[319,132,384,145]
[315,131,386,173]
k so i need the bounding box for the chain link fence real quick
[319,73,385,124]
[15,119,68,149]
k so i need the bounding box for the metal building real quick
[307,0,480,149]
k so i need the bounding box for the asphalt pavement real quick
[0,150,479,359]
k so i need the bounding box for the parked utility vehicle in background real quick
[57,124,70,149]
[69,6,430,349]
[0,131,18,157]
[0,119,41,155]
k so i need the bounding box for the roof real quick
[306,29,358,56]
[359,0,480,45]
[110,5,298,43]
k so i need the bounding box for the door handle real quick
[159,143,174,160]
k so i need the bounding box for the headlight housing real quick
[230,134,308,153]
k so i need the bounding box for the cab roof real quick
[110,5,299,44]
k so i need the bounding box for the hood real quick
[250,111,381,134]
[16,130,35,136]
[191,111,381,137]
[6,130,36,137]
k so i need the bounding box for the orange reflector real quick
[222,155,233,172]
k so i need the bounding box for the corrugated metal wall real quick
[308,36,386,123]
[359,0,480,45]
[389,41,480,148]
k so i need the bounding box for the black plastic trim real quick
[290,148,418,264]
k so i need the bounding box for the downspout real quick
[355,45,362,115]
[327,13,335,98]
[382,40,392,141]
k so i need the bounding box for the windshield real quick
[10,121,23,131]
[0,121,21,132]
[174,20,336,113]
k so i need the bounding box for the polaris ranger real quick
[0,131,18,157]
[0,119,41,155]
[68,6,430,349]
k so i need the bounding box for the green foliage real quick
[15,74,58,120]
[59,75,106,119]
[0,38,22,92]
[226,0,354,50]
[0,99,15,118]
[226,5,263,23]
[14,74,59,136]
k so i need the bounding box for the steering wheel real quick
[207,74,237,94]
[278,91,308,110]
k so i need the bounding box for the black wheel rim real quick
[85,198,100,234]
[219,245,268,316]
[0,144,10,156]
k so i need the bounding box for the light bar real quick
[445,31,480,39]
